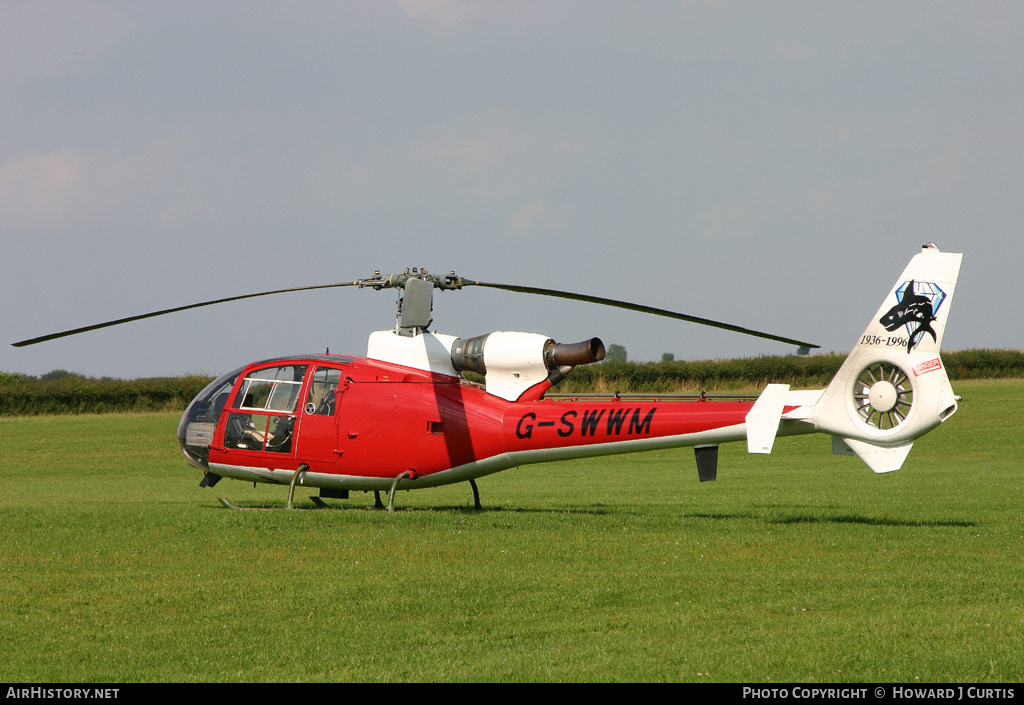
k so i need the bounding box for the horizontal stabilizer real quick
[834,437,914,474]
[746,384,790,454]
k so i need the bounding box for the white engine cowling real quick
[367,329,605,401]
[451,332,606,401]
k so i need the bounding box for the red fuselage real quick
[179,353,768,491]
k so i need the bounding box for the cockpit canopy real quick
[177,355,350,468]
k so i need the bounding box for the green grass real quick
[1,380,1022,682]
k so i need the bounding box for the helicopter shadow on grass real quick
[367,495,981,526]
[208,494,642,517]
[206,494,976,526]
[683,509,976,529]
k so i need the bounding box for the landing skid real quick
[218,464,321,511]
[217,472,486,512]
[217,495,339,511]
[217,496,272,511]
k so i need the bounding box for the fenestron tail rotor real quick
[853,362,914,430]
[12,268,819,350]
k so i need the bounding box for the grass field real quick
[1,379,1022,683]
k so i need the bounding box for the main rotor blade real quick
[11,281,360,347]
[458,279,820,349]
[12,269,820,350]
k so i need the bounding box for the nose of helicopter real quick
[176,366,245,470]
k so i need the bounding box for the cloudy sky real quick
[2,0,1021,379]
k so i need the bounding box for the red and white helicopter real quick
[15,245,963,511]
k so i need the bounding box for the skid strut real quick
[387,471,414,512]
[286,464,310,510]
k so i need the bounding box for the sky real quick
[2,0,1022,380]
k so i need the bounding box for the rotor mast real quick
[354,268,463,337]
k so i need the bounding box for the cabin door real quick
[296,365,345,469]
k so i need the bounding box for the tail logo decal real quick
[879,280,947,353]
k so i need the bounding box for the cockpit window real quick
[307,367,343,415]
[234,365,308,413]
[222,364,309,454]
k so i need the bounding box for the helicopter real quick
[13,244,963,511]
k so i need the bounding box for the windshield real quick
[177,365,246,464]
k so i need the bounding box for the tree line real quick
[2,349,1022,415]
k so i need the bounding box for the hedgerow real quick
[2,349,1021,415]
[0,374,213,416]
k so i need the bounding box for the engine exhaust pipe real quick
[547,337,606,367]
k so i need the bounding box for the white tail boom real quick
[766,244,963,473]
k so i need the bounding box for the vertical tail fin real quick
[810,244,963,473]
